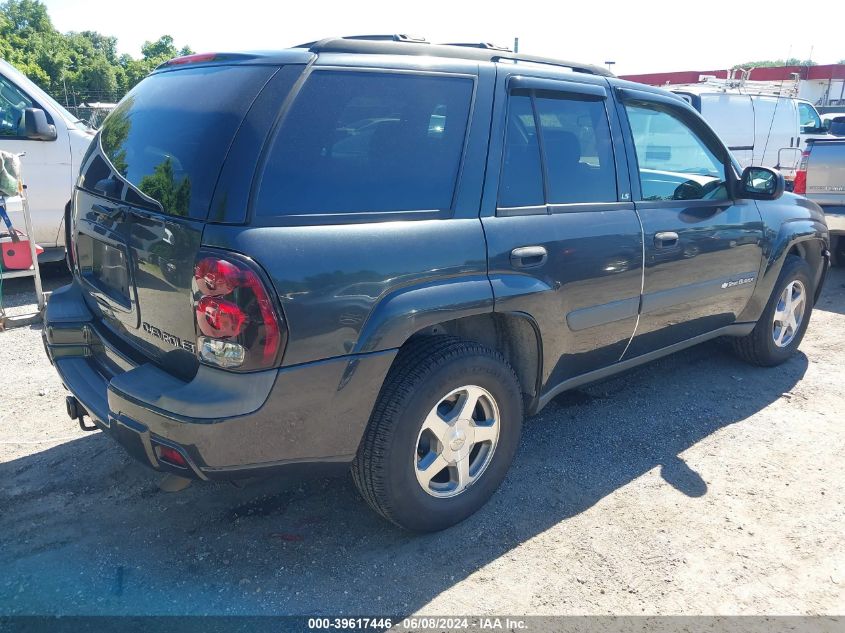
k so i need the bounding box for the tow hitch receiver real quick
[66,395,97,431]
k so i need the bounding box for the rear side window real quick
[534,94,616,203]
[255,71,473,216]
[498,89,617,208]
[96,65,276,218]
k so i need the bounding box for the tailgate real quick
[72,63,279,378]
[806,139,845,207]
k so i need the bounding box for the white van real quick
[0,59,95,261]
[671,86,831,185]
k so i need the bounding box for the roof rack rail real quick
[443,42,512,52]
[296,34,428,47]
[303,38,613,77]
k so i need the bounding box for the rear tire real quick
[732,255,814,366]
[352,336,523,532]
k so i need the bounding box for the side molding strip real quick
[566,296,639,331]
[537,322,756,410]
[641,272,758,315]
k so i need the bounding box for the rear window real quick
[95,65,276,218]
[255,70,474,216]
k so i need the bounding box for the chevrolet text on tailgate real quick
[43,37,831,532]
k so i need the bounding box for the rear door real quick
[752,96,801,175]
[73,63,283,378]
[617,89,764,357]
[482,70,644,390]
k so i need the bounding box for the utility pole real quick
[605,61,616,73]
[513,37,519,54]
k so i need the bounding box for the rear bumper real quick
[43,282,396,480]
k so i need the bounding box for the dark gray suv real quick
[44,36,830,531]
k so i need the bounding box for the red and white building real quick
[621,64,845,108]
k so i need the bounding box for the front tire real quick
[352,336,523,532]
[732,255,814,366]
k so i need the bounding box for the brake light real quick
[196,296,247,338]
[192,254,286,371]
[793,150,810,195]
[163,52,218,66]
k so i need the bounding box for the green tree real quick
[0,0,191,107]
[733,58,818,69]
[98,96,132,174]
[138,158,191,216]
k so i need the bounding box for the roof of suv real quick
[155,35,614,77]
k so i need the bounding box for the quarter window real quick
[498,94,544,208]
[255,71,473,216]
[625,102,728,201]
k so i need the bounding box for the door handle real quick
[654,231,679,248]
[510,246,548,268]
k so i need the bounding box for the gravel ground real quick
[0,265,843,617]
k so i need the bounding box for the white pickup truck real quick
[0,59,95,261]
[795,137,845,264]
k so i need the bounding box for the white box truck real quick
[672,86,832,186]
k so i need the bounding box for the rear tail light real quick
[196,296,247,338]
[192,252,286,371]
[793,150,810,195]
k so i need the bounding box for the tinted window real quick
[498,94,544,208]
[535,94,616,203]
[625,102,728,201]
[255,71,473,215]
[0,75,33,137]
[97,65,275,218]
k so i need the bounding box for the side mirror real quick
[23,108,57,141]
[739,166,785,201]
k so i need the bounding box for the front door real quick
[482,71,644,394]
[617,90,765,358]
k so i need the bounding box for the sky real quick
[41,0,842,76]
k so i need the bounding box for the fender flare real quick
[738,218,828,322]
[352,274,494,354]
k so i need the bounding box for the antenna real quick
[759,46,792,169]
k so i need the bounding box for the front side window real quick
[798,102,822,133]
[625,102,728,202]
[255,71,473,216]
[0,75,33,137]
